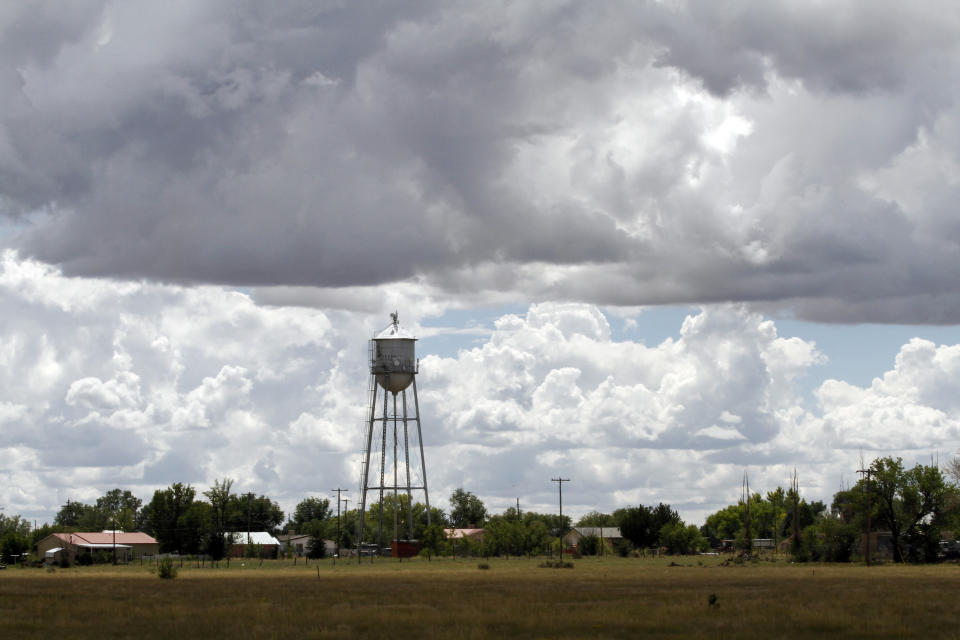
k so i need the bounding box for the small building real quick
[36,531,159,564]
[44,546,66,565]
[228,531,281,558]
[563,527,622,550]
[391,540,419,558]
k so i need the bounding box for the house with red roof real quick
[37,531,159,564]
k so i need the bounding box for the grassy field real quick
[1,556,959,639]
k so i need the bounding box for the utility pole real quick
[331,488,349,558]
[551,477,570,555]
[516,497,521,521]
[112,517,117,565]
[857,466,872,567]
[791,469,800,556]
[247,493,252,546]
[742,472,751,557]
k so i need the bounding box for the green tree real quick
[871,457,951,563]
[576,511,616,527]
[305,529,326,558]
[615,506,655,550]
[482,515,525,557]
[806,516,858,562]
[659,522,706,555]
[578,534,601,556]
[615,504,679,551]
[0,513,30,538]
[1,530,30,563]
[227,493,284,535]
[700,503,742,547]
[410,503,448,540]
[449,489,487,528]
[650,503,681,532]
[178,501,214,555]
[0,513,31,563]
[520,513,553,554]
[290,497,331,530]
[834,457,954,563]
[54,500,90,528]
[95,488,143,530]
[780,494,825,541]
[143,483,196,553]
[364,494,418,544]
[419,523,447,558]
[203,478,234,560]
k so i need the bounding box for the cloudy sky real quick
[2,1,959,526]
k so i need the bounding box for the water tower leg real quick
[377,390,388,554]
[412,377,431,526]
[393,392,399,550]
[358,379,378,559]
[402,389,414,541]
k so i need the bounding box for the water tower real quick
[357,312,432,556]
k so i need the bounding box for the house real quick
[563,527,622,550]
[36,531,159,564]
[228,531,281,558]
[276,532,312,556]
[276,532,339,557]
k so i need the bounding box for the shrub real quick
[612,538,632,557]
[157,557,178,579]
[307,535,326,559]
[578,535,600,556]
[660,523,708,555]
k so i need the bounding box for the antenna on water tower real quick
[357,312,431,560]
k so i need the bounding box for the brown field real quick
[1,556,959,639]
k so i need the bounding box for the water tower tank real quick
[371,313,417,393]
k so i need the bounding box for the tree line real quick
[701,456,960,563]
[2,454,957,563]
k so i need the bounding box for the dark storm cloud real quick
[646,0,957,97]
[3,1,960,321]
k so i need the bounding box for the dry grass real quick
[1,556,959,639]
